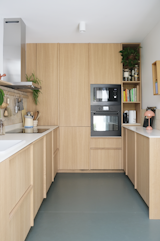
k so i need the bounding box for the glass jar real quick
[134,65,139,81]
[123,69,129,81]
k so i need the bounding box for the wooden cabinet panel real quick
[33,138,44,217]
[59,127,90,170]
[90,150,122,169]
[9,190,32,241]
[136,134,149,206]
[0,160,9,241]
[127,130,135,185]
[9,146,32,211]
[123,128,127,173]
[89,44,122,84]
[53,127,59,153]
[37,43,58,125]
[54,150,59,178]
[59,44,90,126]
[90,138,122,148]
[46,132,52,192]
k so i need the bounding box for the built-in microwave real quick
[90,84,121,136]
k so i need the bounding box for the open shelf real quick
[122,123,141,126]
[152,61,160,95]
[122,81,140,84]
[123,101,140,104]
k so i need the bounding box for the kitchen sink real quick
[0,140,26,154]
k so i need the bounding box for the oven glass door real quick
[91,111,121,136]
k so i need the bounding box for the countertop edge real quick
[123,125,160,138]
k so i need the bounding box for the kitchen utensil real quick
[123,113,127,123]
[33,120,38,127]
[0,102,8,109]
[36,112,40,120]
[24,112,33,128]
[34,111,38,120]
[3,108,8,117]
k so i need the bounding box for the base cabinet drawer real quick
[9,190,33,241]
[90,150,122,169]
[90,138,122,148]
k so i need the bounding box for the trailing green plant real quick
[0,89,5,106]
[119,46,142,68]
[26,73,41,105]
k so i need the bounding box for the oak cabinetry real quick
[90,149,122,169]
[59,44,90,126]
[46,132,53,192]
[59,127,90,170]
[89,44,122,84]
[126,130,136,185]
[152,60,160,95]
[90,138,122,149]
[33,138,44,217]
[136,134,149,206]
[0,159,9,241]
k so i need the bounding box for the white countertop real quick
[0,125,58,163]
[123,125,160,138]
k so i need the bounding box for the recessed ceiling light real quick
[79,21,86,33]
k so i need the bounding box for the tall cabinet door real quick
[89,44,122,84]
[59,44,90,126]
[37,43,58,125]
[59,127,90,170]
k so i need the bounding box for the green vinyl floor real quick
[26,173,160,241]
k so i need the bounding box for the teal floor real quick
[26,173,160,241]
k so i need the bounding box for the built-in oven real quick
[90,84,121,136]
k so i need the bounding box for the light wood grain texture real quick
[54,149,59,178]
[149,138,160,219]
[9,146,32,212]
[53,128,59,153]
[43,136,47,198]
[89,44,122,84]
[123,128,127,173]
[127,130,135,185]
[58,170,124,173]
[26,43,37,113]
[46,132,53,192]
[90,149,122,169]
[9,190,32,241]
[59,127,90,170]
[0,159,9,241]
[37,43,58,125]
[90,138,122,148]
[33,138,44,217]
[136,134,149,206]
[59,44,90,126]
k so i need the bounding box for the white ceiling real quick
[0,0,160,43]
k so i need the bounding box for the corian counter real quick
[123,125,160,138]
[0,125,58,163]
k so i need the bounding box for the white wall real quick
[0,18,3,75]
[141,20,160,109]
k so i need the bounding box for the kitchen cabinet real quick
[0,159,9,241]
[59,44,90,127]
[126,130,136,185]
[46,132,53,192]
[53,128,59,179]
[123,126,160,219]
[136,134,149,206]
[89,44,122,84]
[90,149,122,170]
[59,127,90,170]
[8,145,33,241]
[26,43,59,126]
[33,137,45,217]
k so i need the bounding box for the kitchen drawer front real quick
[9,190,32,241]
[9,146,32,211]
[90,149,122,169]
[53,128,59,154]
[90,138,122,149]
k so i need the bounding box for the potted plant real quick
[119,46,141,68]
[26,73,41,105]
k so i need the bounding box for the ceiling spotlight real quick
[79,21,86,33]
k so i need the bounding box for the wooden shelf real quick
[152,61,160,95]
[0,80,13,86]
[122,123,141,126]
[123,81,140,84]
[123,101,140,104]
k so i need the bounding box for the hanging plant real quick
[26,73,42,105]
[0,89,5,106]
[119,46,142,68]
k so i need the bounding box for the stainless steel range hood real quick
[3,18,40,90]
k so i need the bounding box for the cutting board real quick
[22,109,26,127]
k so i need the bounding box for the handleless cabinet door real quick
[59,44,90,126]
[46,132,53,192]
[89,44,122,84]
[59,127,90,170]
[127,130,136,185]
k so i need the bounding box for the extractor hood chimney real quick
[3,18,40,90]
